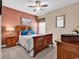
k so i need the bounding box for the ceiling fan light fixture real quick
[35,7,41,10]
[28,0,48,12]
[36,1,41,7]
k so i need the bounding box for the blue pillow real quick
[21,30,28,35]
[28,30,35,34]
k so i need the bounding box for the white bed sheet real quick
[18,34,39,56]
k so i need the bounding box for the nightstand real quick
[6,37,16,48]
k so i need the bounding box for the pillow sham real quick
[21,30,28,35]
[28,30,35,34]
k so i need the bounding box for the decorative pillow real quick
[28,30,35,34]
[21,30,28,35]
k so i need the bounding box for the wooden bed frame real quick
[15,26,53,57]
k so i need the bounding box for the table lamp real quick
[6,26,14,37]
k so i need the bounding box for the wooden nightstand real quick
[6,37,17,48]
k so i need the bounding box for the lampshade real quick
[6,26,14,32]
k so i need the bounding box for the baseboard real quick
[1,42,18,48]
[1,45,6,48]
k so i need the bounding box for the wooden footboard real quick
[33,34,53,57]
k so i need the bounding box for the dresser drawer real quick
[6,37,16,48]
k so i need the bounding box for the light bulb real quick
[35,7,41,10]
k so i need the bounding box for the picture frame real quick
[20,17,32,26]
[56,15,65,28]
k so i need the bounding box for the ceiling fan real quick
[28,0,48,12]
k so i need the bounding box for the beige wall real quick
[39,2,79,41]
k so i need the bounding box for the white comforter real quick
[18,34,39,56]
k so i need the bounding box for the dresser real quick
[57,41,79,59]
[57,34,79,59]
[6,37,17,48]
[61,34,79,43]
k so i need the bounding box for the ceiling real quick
[2,0,79,16]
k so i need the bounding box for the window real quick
[39,22,46,34]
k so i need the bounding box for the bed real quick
[15,26,53,57]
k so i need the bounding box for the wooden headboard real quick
[15,25,32,32]
[15,25,32,39]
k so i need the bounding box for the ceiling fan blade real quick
[28,6,35,7]
[33,9,36,12]
[41,4,48,7]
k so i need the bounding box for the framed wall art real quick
[56,15,65,28]
[21,17,32,26]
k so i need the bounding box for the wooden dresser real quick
[6,37,17,48]
[57,34,79,59]
[61,34,79,43]
[57,42,79,59]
